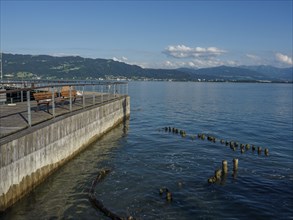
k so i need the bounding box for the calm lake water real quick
[1,82,293,219]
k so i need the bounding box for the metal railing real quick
[0,80,128,128]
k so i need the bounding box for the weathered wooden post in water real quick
[233,158,238,171]
[215,169,222,180]
[166,191,172,201]
[258,146,262,155]
[222,160,228,174]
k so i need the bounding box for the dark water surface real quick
[2,82,293,219]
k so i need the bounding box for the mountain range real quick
[2,53,292,82]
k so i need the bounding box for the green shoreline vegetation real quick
[2,53,292,83]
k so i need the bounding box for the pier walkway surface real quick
[0,80,128,140]
[0,93,119,139]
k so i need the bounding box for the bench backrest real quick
[33,92,57,101]
[61,86,71,92]
[61,90,77,97]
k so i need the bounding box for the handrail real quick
[0,81,128,94]
[0,80,129,131]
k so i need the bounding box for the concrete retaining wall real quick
[0,96,130,211]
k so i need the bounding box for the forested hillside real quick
[2,53,292,82]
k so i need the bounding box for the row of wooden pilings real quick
[207,159,238,184]
[163,126,271,186]
[163,126,269,156]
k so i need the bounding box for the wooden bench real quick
[61,86,83,103]
[33,92,59,112]
[61,90,77,102]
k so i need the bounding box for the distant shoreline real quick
[1,78,292,84]
[2,53,292,83]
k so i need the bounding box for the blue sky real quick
[1,0,292,69]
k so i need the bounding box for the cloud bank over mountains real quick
[275,53,292,65]
[112,56,128,62]
[163,45,226,58]
[43,45,292,70]
[161,44,235,68]
[110,45,228,69]
[158,44,293,69]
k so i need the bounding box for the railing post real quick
[92,84,95,105]
[27,90,32,126]
[69,85,72,112]
[21,91,23,102]
[101,84,104,103]
[20,84,23,102]
[82,85,85,108]
[107,84,110,100]
[51,86,55,117]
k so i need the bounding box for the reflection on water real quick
[1,82,293,220]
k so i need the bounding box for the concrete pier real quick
[0,95,130,211]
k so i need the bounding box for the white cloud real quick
[163,60,187,68]
[275,53,292,65]
[246,54,260,60]
[121,56,128,61]
[245,54,265,65]
[112,56,128,63]
[187,61,196,67]
[51,52,80,57]
[161,58,237,69]
[163,45,226,58]
[164,61,176,68]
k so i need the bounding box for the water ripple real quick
[2,82,293,220]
